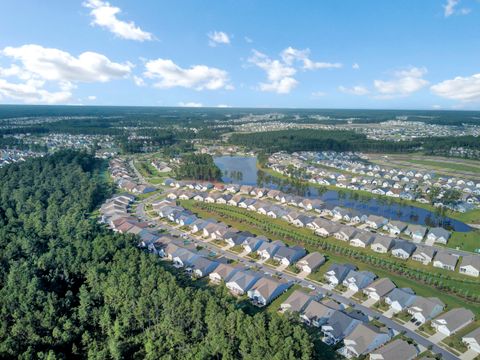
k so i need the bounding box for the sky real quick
[0,0,479,109]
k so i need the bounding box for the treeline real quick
[229,129,480,154]
[229,129,422,153]
[175,153,223,181]
[0,151,323,359]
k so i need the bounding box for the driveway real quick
[403,321,420,331]
[383,308,397,319]
[296,270,309,279]
[428,332,448,344]
[362,297,378,308]
[342,289,357,298]
[460,348,480,360]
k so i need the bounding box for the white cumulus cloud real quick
[178,101,203,107]
[83,0,153,41]
[0,44,132,104]
[431,73,480,102]
[443,0,470,17]
[352,63,360,70]
[144,58,231,90]
[281,47,342,70]
[374,67,428,97]
[338,85,369,95]
[208,31,230,46]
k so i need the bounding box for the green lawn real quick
[447,231,480,253]
[408,159,480,174]
[441,320,480,355]
[181,200,480,315]
[417,322,436,336]
[266,284,304,314]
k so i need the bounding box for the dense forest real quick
[229,129,480,154]
[175,153,223,181]
[0,151,323,359]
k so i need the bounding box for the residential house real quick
[301,300,336,327]
[296,252,325,273]
[405,224,427,242]
[257,240,285,260]
[314,221,340,237]
[426,227,451,244]
[462,328,480,353]
[350,231,374,248]
[412,246,436,265]
[281,290,314,313]
[334,225,358,241]
[369,339,418,360]
[324,263,357,286]
[226,270,262,296]
[371,235,395,254]
[273,245,307,265]
[172,248,199,268]
[365,215,388,230]
[459,255,480,277]
[342,270,376,292]
[432,308,475,336]
[321,310,362,345]
[242,236,266,254]
[209,263,240,284]
[385,288,416,313]
[391,240,416,259]
[433,252,458,271]
[383,220,407,236]
[340,324,391,359]
[407,296,445,325]
[247,277,292,307]
[191,257,219,278]
[363,278,396,301]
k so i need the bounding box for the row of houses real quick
[174,188,479,277]
[109,158,156,194]
[267,151,480,212]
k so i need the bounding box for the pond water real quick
[214,155,472,232]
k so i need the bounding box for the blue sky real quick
[0,0,479,109]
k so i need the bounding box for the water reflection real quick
[214,155,471,232]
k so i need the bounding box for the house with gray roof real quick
[242,236,266,254]
[296,252,325,273]
[350,231,374,248]
[405,224,428,242]
[257,240,285,260]
[371,235,395,254]
[342,270,377,292]
[385,288,416,313]
[324,263,357,286]
[459,255,480,277]
[391,240,416,259]
[340,324,391,359]
[363,278,396,301]
[383,220,408,236]
[433,252,458,271]
[321,310,363,345]
[301,300,336,327]
[365,215,389,230]
[172,248,199,268]
[226,270,262,296]
[209,263,241,284]
[426,227,451,244]
[281,290,314,314]
[412,246,436,265]
[462,327,480,353]
[369,339,418,360]
[432,308,475,336]
[247,277,292,307]
[273,245,307,265]
[191,257,219,278]
[334,225,358,241]
[407,296,445,324]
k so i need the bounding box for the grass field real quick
[408,159,480,174]
[181,200,480,316]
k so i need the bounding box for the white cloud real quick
[208,31,230,47]
[87,95,97,101]
[431,73,480,102]
[244,36,253,43]
[0,44,131,104]
[374,67,428,97]
[178,101,203,107]
[443,0,470,17]
[248,50,298,94]
[352,63,360,70]
[133,75,146,86]
[311,91,327,97]
[338,85,369,95]
[83,0,153,41]
[281,47,342,70]
[216,104,231,108]
[144,58,231,90]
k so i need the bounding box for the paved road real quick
[134,194,459,360]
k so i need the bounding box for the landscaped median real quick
[180,200,480,316]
